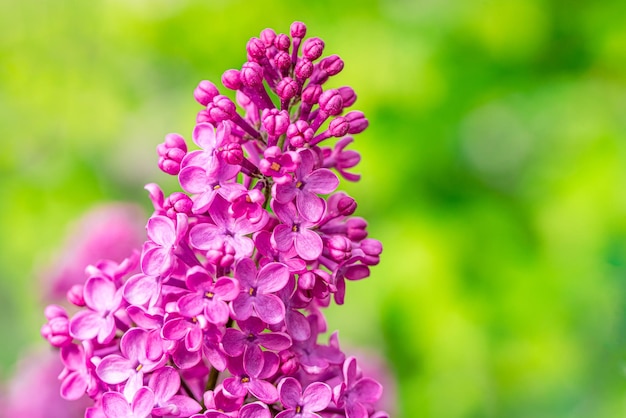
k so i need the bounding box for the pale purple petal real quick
[146,216,175,247]
[294,229,323,260]
[60,372,88,400]
[273,224,294,252]
[240,402,272,418]
[149,367,180,404]
[96,355,134,385]
[131,387,155,417]
[278,377,302,408]
[302,382,332,411]
[305,168,339,194]
[255,294,285,324]
[248,379,278,404]
[352,378,383,404]
[124,274,160,306]
[232,294,254,321]
[257,262,289,293]
[102,392,131,418]
[189,224,220,250]
[296,190,325,223]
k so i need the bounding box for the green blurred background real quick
[2,0,626,417]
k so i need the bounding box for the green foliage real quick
[2,0,626,416]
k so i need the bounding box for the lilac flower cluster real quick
[42,21,386,418]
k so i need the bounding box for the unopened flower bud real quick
[246,37,266,61]
[66,284,85,307]
[164,192,193,217]
[338,86,357,107]
[274,33,291,51]
[329,117,349,137]
[262,108,290,136]
[302,37,325,61]
[220,142,244,165]
[241,62,264,87]
[295,58,314,80]
[221,69,242,90]
[260,28,276,46]
[346,217,368,241]
[194,80,219,106]
[301,83,322,105]
[274,51,292,72]
[287,120,314,147]
[345,111,369,134]
[157,133,187,175]
[337,195,357,216]
[290,21,307,39]
[327,235,352,262]
[320,54,344,76]
[319,89,343,116]
[276,77,299,100]
[209,95,236,121]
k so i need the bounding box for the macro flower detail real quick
[41,21,386,418]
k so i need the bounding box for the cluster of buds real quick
[42,21,386,418]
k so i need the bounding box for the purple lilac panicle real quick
[41,21,386,417]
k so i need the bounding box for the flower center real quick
[205,291,214,300]
[248,287,257,297]
[296,181,303,189]
[295,405,302,414]
[270,161,281,171]
[241,375,250,384]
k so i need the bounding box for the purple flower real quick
[141,213,188,277]
[231,258,290,324]
[177,266,239,325]
[102,387,155,418]
[189,195,267,261]
[149,367,202,416]
[96,328,164,396]
[277,377,332,418]
[273,149,339,222]
[333,356,383,418]
[222,316,292,367]
[69,275,123,344]
[222,353,279,403]
[272,200,323,261]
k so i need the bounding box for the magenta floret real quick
[41,21,387,418]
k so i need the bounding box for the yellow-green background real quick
[2,1,626,417]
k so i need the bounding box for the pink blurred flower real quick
[40,203,145,300]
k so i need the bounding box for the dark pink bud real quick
[360,238,383,265]
[295,58,314,80]
[287,120,314,147]
[319,89,344,116]
[274,33,291,51]
[196,109,214,124]
[209,95,236,121]
[301,83,322,105]
[260,28,277,46]
[246,37,266,61]
[337,195,357,216]
[165,192,193,217]
[345,111,369,134]
[222,69,242,90]
[302,37,325,61]
[338,86,357,107]
[66,284,85,307]
[329,117,349,137]
[194,80,219,106]
[346,217,368,241]
[41,305,71,347]
[320,54,344,76]
[290,21,307,39]
[274,51,292,72]
[240,62,264,87]
[206,240,236,269]
[220,142,244,165]
[327,235,352,262]
[157,133,187,175]
[262,108,290,136]
[276,77,299,100]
